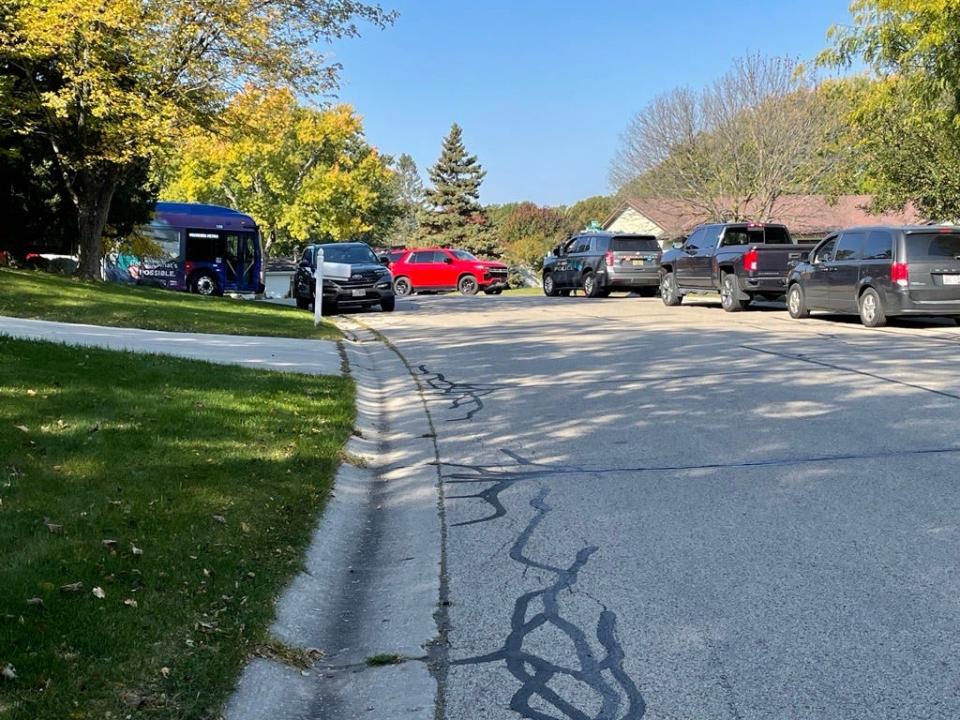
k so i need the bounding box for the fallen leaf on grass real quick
[101,539,117,550]
[123,598,138,608]
[212,514,226,524]
[14,425,28,433]
[92,587,105,599]
[159,667,170,678]
[25,598,43,607]
[240,522,251,533]
[26,389,36,396]
[1,664,15,681]
[60,582,83,593]
[43,518,63,534]
[131,544,143,556]
[121,691,144,708]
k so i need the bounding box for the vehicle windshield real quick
[907,232,960,261]
[318,244,378,264]
[611,237,659,252]
[452,250,477,260]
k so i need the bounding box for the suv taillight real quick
[891,262,909,286]
[743,247,759,273]
[605,250,615,267]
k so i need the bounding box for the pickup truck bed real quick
[659,222,816,312]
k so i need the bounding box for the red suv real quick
[390,248,509,296]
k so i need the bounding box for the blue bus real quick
[105,202,264,296]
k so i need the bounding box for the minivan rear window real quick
[611,237,659,252]
[907,232,960,261]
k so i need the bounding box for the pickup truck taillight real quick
[605,250,615,267]
[891,262,909,286]
[743,248,759,273]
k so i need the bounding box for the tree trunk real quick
[75,170,119,280]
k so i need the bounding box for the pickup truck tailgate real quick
[754,244,813,276]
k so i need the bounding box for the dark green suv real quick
[542,232,662,298]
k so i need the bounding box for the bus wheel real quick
[190,272,221,296]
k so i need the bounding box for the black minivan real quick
[786,225,960,327]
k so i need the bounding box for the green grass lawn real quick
[504,286,544,296]
[0,269,338,339]
[0,338,354,719]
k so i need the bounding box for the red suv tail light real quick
[891,262,909,286]
[743,247,759,273]
[605,250,615,267]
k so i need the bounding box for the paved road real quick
[357,292,960,720]
[0,316,342,375]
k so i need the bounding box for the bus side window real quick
[185,232,225,262]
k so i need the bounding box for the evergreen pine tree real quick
[419,123,499,255]
[393,153,424,246]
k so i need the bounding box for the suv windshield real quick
[318,244,378,264]
[611,237,659,252]
[452,250,477,260]
[907,232,960,261]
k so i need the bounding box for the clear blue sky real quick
[329,1,853,207]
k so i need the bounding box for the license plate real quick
[942,274,960,285]
[351,289,366,297]
[631,259,645,267]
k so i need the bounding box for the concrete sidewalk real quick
[0,315,342,375]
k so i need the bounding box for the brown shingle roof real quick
[607,195,923,238]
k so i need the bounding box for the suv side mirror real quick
[672,240,684,250]
[552,246,562,257]
[444,257,454,264]
[379,255,391,266]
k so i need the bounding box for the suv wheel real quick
[296,295,311,310]
[720,273,749,312]
[393,277,412,297]
[543,274,559,297]
[859,287,887,327]
[787,283,809,319]
[380,296,396,312]
[582,271,602,298]
[660,271,682,306]
[458,275,479,296]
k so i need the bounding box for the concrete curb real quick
[223,319,443,719]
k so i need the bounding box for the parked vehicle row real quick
[539,223,960,328]
[291,242,512,314]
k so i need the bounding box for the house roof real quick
[605,195,923,237]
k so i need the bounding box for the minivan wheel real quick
[542,274,559,297]
[458,275,479,296]
[582,271,602,298]
[720,273,749,312]
[787,283,809,319]
[859,287,887,327]
[660,272,681,306]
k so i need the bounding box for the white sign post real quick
[313,248,325,326]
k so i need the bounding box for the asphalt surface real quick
[353,291,960,720]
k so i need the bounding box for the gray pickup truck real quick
[658,222,816,311]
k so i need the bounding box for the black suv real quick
[542,232,661,297]
[786,225,960,327]
[292,242,395,314]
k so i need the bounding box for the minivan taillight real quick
[743,247,759,273]
[891,262,909,286]
[605,250,615,267]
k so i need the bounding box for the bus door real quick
[224,232,257,290]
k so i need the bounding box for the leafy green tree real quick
[819,1,960,218]
[390,153,424,247]
[162,86,397,260]
[497,202,567,271]
[419,123,498,255]
[0,0,394,278]
[563,195,615,235]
